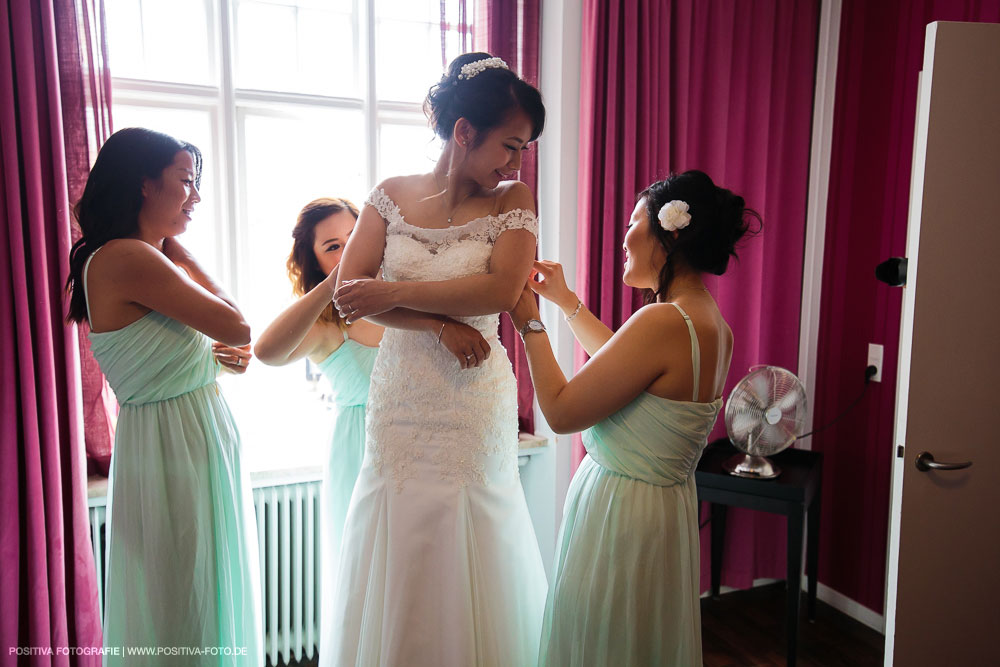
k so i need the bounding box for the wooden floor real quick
[282,582,884,667]
[702,583,884,666]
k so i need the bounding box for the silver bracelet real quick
[564,299,583,322]
[436,322,447,344]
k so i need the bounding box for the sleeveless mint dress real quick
[316,328,378,657]
[539,303,723,667]
[84,250,263,666]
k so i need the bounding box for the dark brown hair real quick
[424,52,545,145]
[638,170,760,303]
[287,197,359,324]
[66,127,202,323]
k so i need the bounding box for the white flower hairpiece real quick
[657,200,691,232]
[457,57,509,80]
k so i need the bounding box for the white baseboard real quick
[815,582,885,634]
[702,577,886,635]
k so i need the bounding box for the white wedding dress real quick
[323,188,547,667]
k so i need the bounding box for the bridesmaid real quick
[508,170,755,666]
[254,198,383,653]
[66,127,262,665]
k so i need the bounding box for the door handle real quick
[915,451,972,472]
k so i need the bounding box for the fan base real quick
[723,454,782,479]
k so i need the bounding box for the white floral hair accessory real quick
[657,200,691,232]
[457,57,509,80]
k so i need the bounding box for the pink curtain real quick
[475,0,541,433]
[577,0,820,591]
[1,0,106,662]
[813,0,1000,614]
[61,0,116,478]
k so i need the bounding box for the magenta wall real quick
[814,0,1000,613]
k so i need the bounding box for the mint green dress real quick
[85,250,263,666]
[539,303,723,667]
[316,328,377,656]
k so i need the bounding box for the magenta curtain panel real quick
[813,0,1000,614]
[475,0,541,433]
[576,0,820,591]
[1,0,105,663]
[60,0,115,478]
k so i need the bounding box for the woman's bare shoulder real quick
[495,180,535,214]
[378,174,434,201]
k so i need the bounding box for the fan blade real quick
[774,388,803,413]
[759,422,795,454]
[729,410,760,441]
[749,373,773,406]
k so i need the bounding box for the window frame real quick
[109,0,437,301]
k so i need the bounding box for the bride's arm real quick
[336,203,493,368]
[335,183,536,320]
[335,204,451,333]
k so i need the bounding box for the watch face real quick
[523,319,545,334]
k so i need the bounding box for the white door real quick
[883,21,1000,666]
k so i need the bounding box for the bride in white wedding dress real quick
[326,53,548,666]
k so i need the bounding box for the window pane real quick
[106,0,213,85]
[375,0,475,103]
[378,122,438,181]
[235,0,358,97]
[234,108,366,467]
[110,104,220,279]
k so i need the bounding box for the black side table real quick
[696,438,823,667]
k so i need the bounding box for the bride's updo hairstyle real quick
[424,52,545,146]
[638,170,759,302]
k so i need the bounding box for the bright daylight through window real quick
[105,0,475,469]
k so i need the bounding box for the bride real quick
[326,53,548,666]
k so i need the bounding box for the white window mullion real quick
[363,0,377,190]
[217,0,241,298]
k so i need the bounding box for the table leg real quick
[807,495,820,622]
[787,504,804,667]
[711,502,727,599]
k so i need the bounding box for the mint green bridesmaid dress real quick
[539,303,723,667]
[85,250,263,666]
[316,328,377,657]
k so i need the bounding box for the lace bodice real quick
[366,186,538,260]
[362,186,538,491]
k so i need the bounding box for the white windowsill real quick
[87,433,549,506]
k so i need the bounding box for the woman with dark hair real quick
[325,53,548,664]
[254,197,388,655]
[508,170,756,666]
[66,127,262,665]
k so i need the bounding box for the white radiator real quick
[87,474,323,667]
[253,480,322,666]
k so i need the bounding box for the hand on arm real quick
[213,342,252,374]
[335,200,492,369]
[114,239,250,346]
[334,182,537,319]
[529,260,614,356]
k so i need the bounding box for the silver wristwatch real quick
[518,319,547,338]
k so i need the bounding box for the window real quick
[106,0,476,469]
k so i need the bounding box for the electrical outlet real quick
[867,343,884,382]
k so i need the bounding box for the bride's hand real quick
[438,320,491,370]
[528,260,578,313]
[334,279,398,323]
